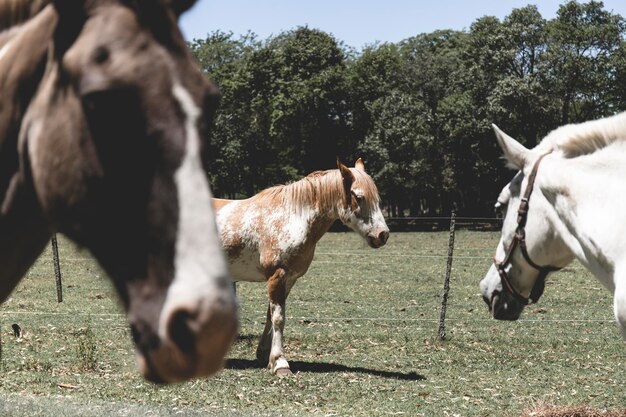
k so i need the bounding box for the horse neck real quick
[539,156,617,289]
[278,170,344,244]
[550,197,616,291]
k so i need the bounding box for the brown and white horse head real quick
[337,159,389,248]
[17,1,237,382]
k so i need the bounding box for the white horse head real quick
[480,126,573,320]
[480,113,626,340]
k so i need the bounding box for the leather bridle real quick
[493,152,561,305]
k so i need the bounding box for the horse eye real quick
[494,201,507,217]
[93,46,110,65]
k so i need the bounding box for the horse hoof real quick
[275,367,292,377]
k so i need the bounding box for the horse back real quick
[212,198,234,212]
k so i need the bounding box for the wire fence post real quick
[438,210,456,341]
[51,234,63,303]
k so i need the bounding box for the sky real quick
[180,0,626,49]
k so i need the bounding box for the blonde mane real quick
[257,168,380,213]
[536,111,626,157]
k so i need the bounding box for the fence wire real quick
[0,216,617,337]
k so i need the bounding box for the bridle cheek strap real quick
[493,152,562,305]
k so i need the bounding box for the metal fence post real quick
[438,210,456,341]
[51,234,63,303]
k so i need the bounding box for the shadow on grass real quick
[225,358,425,381]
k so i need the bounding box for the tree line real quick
[190,1,626,217]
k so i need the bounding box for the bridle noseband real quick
[494,152,561,305]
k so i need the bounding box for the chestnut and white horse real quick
[214,159,390,375]
[480,112,626,340]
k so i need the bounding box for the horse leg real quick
[256,268,292,375]
[256,303,273,365]
[614,280,626,341]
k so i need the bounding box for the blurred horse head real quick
[0,0,238,382]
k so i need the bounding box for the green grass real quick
[0,231,623,416]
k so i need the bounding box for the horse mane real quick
[0,0,49,31]
[537,111,626,157]
[257,168,380,213]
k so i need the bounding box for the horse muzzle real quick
[489,292,525,321]
[367,229,389,248]
[131,286,238,383]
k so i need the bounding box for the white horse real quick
[479,112,626,340]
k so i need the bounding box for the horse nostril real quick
[130,322,161,352]
[130,324,141,345]
[169,310,196,354]
[379,231,389,244]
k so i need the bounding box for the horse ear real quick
[337,159,355,209]
[0,3,59,216]
[492,124,529,170]
[495,183,512,208]
[355,158,366,172]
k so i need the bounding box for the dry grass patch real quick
[520,404,626,417]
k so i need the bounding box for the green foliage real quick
[190,1,626,215]
[192,27,353,196]
[543,1,626,122]
[359,91,436,216]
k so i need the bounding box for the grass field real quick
[0,231,624,416]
